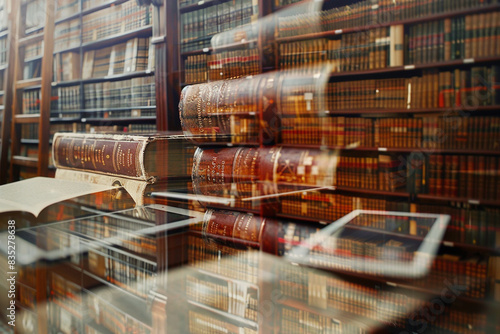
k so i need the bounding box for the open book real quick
[0,177,116,217]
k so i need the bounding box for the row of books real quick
[422,254,488,299]
[278,267,488,332]
[188,309,257,334]
[82,37,154,79]
[82,1,152,44]
[82,0,115,11]
[188,235,260,285]
[48,272,84,333]
[282,115,500,150]
[25,40,44,61]
[23,59,41,79]
[276,0,499,38]
[61,216,157,258]
[280,306,366,334]
[21,122,83,140]
[180,0,257,52]
[22,87,100,114]
[186,273,259,322]
[54,18,81,53]
[50,272,83,313]
[55,86,80,111]
[87,248,156,299]
[280,191,389,224]
[325,66,500,111]
[0,0,7,31]
[18,285,36,310]
[22,89,42,114]
[18,264,37,288]
[0,36,7,66]
[336,154,406,192]
[407,12,500,65]
[417,203,500,247]
[55,0,79,21]
[86,291,151,334]
[53,51,80,82]
[25,0,46,31]
[83,76,156,110]
[279,26,404,72]
[278,267,417,327]
[379,116,500,150]
[280,11,500,71]
[412,154,500,200]
[50,122,86,135]
[184,49,260,84]
[48,299,84,334]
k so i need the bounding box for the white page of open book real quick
[0,177,116,217]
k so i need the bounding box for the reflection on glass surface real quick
[3,202,494,334]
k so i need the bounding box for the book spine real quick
[201,209,267,248]
[52,134,149,180]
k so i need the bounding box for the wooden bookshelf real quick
[0,0,158,183]
[0,0,14,184]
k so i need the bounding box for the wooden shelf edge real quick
[24,55,43,63]
[53,44,81,55]
[54,12,81,25]
[15,78,42,90]
[81,26,153,50]
[82,116,157,124]
[81,0,129,17]
[179,0,233,14]
[79,69,155,84]
[14,114,41,123]
[24,25,44,36]
[11,156,38,168]
[50,117,81,123]
[417,194,500,206]
[181,39,258,56]
[19,32,44,47]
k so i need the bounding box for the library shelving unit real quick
[4,0,56,182]
[0,0,157,183]
[0,0,10,184]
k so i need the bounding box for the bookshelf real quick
[3,0,55,182]
[0,0,13,184]
[0,0,157,184]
